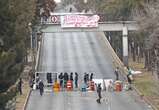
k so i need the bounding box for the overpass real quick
[40,21,138,32]
[37,13,139,66]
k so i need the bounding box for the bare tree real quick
[134,1,159,77]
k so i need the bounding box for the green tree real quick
[0,0,37,92]
[0,0,37,108]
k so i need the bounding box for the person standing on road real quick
[63,72,69,88]
[96,83,102,103]
[70,72,73,81]
[58,72,63,88]
[36,73,40,89]
[47,72,52,83]
[70,72,74,87]
[86,73,89,82]
[84,73,87,84]
[74,72,78,88]
[127,67,133,90]
[18,78,23,95]
[39,80,44,96]
[90,73,94,81]
[114,67,119,80]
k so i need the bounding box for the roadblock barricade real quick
[66,80,73,91]
[53,81,60,92]
[114,81,122,92]
[89,81,95,91]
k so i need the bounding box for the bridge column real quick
[122,26,128,67]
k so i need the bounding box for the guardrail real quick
[99,32,128,80]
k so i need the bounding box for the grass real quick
[129,58,159,109]
[134,73,159,96]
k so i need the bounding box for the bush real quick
[0,87,16,110]
[0,62,23,93]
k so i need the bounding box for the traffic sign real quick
[51,15,58,23]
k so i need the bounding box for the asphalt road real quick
[26,32,152,110]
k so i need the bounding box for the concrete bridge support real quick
[122,26,128,67]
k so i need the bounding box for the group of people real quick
[58,72,79,88]
[114,67,133,90]
[84,73,94,84]
[24,66,133,99]
[17,76,44,96]
[96,67,134,104]
[28,73,44,96]
[57,72,94,89]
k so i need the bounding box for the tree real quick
[0,0,37,108]
[133,1,159,73]
[0,0,37,92]
[100,0,159,76]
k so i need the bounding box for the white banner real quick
[61,15,100,28]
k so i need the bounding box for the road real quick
[26,32,152,110]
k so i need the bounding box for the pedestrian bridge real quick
[37,13,139,33]
[39,21,138,33]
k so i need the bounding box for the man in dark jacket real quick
[39,80,44,96]
[90,73,94,81]
[96,83,102,103]
[84,73,87,84]
[70,72,74,87]
[47,73,52,83]
[86,73,89,82]
[127,74,132,90]
[58,72,63,88]
[114,67,119,80]
[63,72,69,88]
[74,72,78,88]
[18,78,23,95]
[127,67,133,90]
[70,72,73,81]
